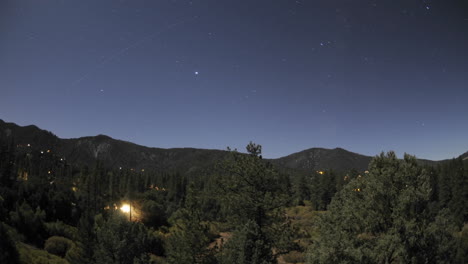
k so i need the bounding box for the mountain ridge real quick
[0,119,463,174]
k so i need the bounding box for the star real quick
[194,71,199,75]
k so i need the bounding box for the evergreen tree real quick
[218,142,295,263]
[166,184,213,264]
[0,222,20,264]
[293,174,310,206]
[70,212,96,264]
[448,159,468,226]
[220,220,275,264]
[0,137,15,188]
[94,212,154,264]
[9,201,46,246]
[307,152,458,264]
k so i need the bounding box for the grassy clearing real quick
[282,201,324,264]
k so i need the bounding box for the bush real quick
[17,242,68,264]
[44,236,74,258]
[44,221,77,240]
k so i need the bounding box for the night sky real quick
[1,0,467,160]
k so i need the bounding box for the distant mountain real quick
[460,151,468,161]
[270,147,372,172]
[0,119,228,174]
[0,119,464,174]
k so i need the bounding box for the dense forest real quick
[0,135,467,264]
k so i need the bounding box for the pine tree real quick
[217,142,295,263]
[94,212,153,264]
[307,152,458,263]
[448,159,468,226]
[293,174,310,206]
[166,184,213,264]
[0,222,20,264]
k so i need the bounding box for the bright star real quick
[194,71,199,75]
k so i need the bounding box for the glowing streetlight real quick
[120,204,130,213]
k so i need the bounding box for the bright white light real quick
[120,204,130,213]
[194,71,199,75]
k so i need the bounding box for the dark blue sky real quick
[1,0,467,160]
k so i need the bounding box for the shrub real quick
[44,236,74,258]
[44,221,77,240]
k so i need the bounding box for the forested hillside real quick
[0,129,467,263]
[0,119,445,174]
